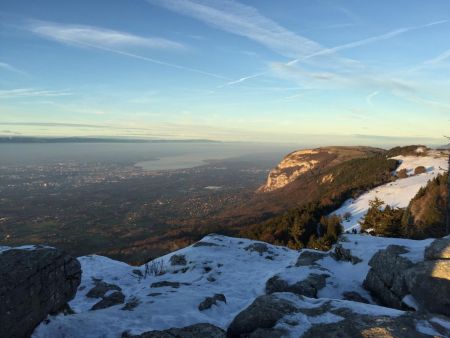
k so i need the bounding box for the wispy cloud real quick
[0,62,26,75]
[366,91,379,106]
[147,0,335,61]
[424,49,450,66]
[27,20,228,80]
[0,88,72,99]
[29,21,185,50]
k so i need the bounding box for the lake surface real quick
[0,142,299,169]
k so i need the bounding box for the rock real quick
[227,295,298,337]
[198,293,226,311]
[150,281,180,288]
[424,238,450,260]
[229,293,449,338]
[122,323,226,338]
[192,241,219,248]
[132,269,143,277]
[342,291,370,304]
[244,243,271,255]
[121,297,141,311]
[169,254,187,266]
[363,245,414,309]
[403,259,450,316]
[86,280,121,298]
[266,274,328,298]
[302,312,433,338]
[331,244,362,264]
[296,250,327,266]
[90,291,125,310]
[0,246,81,338]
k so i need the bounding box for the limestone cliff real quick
[258,146,384,192]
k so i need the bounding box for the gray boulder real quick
[295,250,327,266]
[266,274,328,298]
[363,245,413,309]
[424,237,450,260]
[403,259,450,316]
[198,293,226,311]
[331,244,362,264]
[227,295,297,337]
[122,323,225,338]
[0,246,81,338]
[86,280,121,298]
[90,291,125,311]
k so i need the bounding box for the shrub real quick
[414,166,426,175]
[397,168,408,179]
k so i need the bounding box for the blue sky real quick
[0,0,449,144]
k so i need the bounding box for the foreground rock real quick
[0,246,81,338]
[122,323,225,338]
[227,293,449,338]
[364,238,450,316]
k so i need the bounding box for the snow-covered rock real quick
[31,234,449,337]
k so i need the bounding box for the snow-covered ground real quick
[32,234,440,338]
[332,150,448,232]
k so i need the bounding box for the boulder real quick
[86,280,121,298]
[424,237,450,260]
[331,244,362,264]
[227,295,298,337]
[266,274,328,298]
[403,259,450,316]
[90,291,125,311]
[363,245,413,309]
[198,293,226,311]
[295,250,327,266]
[122,323,225,338]
[0,246,81,338]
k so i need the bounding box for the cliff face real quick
[258,146,384,192]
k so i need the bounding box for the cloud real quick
[0,88,72,99]
[29,21,185,50]
[0,62,26,75]
[424,49,450,66]
[366,91,379,106]
[147,0,342,62]
[28,20,228,80]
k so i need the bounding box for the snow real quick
[0,244,53,254]
[332,151,448,232]
[33,236,299,338]
[32,234,437,338]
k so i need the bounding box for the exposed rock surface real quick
[169,254,187,266]
[86,280,121,298]
[0,246,81,338]
[266,274,328,298]
[258,146,384,192]
[295,250,327,266]
[331,244,362,264]
[91,291,125,311]
[198,293,226,311]
[364,239,450,316]
[122,323,225,338]
[227,293,449,338]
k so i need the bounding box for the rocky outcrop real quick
[363,239,450,316]
[265,274,328,298]
[227,294,298,337]
[295,250,327,266]
[331,244,362,264]
[258,146,384,192]
[122,323,226,338]
[0,246,81,338]
[227,293,449,338]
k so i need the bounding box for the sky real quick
[0,0,449,145]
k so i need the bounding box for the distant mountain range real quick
[0,136,220,144]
